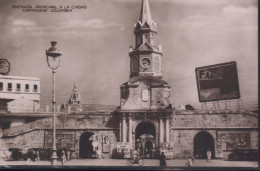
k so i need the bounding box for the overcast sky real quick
[0,0,258,109]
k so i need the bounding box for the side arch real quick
[193,131,215,159]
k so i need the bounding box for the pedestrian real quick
[36,150,40,164]
[185,156,193,167]
[159,152,166,167]
[26,150,32,165]
[66,150,70,161]
[61,150,66,165]
[96,148,103,159]
[207,149,212,163]
[76,149,79,159]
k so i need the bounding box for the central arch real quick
[135,121,156,158]
[194,131,215,159]
[79,132,94,158]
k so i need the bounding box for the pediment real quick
[142,21,150,29]
[138,43,153,51]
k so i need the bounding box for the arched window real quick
[150,33,155,45]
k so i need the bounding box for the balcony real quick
[7,88,12,91]
[33,89,38,92]
[24,89,29,92]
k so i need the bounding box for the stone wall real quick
[1,111,258,159]
[169,113,258,159]
[2,112,119,158]
[5,130,45,153]
[171,113,258,128]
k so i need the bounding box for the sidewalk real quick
[0,159,258,168]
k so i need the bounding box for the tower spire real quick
[69,82,81,104]
[134,0,157,32]
[139,0,153,25]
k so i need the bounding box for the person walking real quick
[26,150,32,165]
[61,150,66,165]
[66,150,70,161]
[159,152,166,167]
[36,150,40,164]
[207,149,212,163]
[185,156,193,167]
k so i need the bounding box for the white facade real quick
[0,75,40,112]
[0,75,40,101]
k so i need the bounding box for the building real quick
[118,0,172,155]
[0,75,40,113]
[0,0,258,161]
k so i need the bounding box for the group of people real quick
[26,150,40,165]
[60,150,71,165]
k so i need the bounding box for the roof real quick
[134,0,157,31]
[0,75,40,81]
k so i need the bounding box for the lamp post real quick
[46,41,62,165]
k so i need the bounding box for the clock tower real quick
[118,0,172,154]
[130,0,162,78]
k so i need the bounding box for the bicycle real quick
[127,156,144,166]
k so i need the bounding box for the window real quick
[150,33,155,45]
[0,82,3,91]
[25,84,29,92]
[33,85,38,92]
[7,83,12,91]
[16,84,21,91]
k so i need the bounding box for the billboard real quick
[195,61,240,102]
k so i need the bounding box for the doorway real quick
[194,131,215,159]
[135,121,156,158]
[79,132,94,158]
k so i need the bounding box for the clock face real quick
[0,59,10,75]
[140,57,151,69]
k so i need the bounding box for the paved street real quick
[0,159,258,168]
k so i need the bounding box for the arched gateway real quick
[194,131,215,159]
[135,121,156,158]
[79,132,94,158]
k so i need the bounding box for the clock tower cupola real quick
[129,0,162,78]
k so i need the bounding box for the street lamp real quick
[46,41,62,165]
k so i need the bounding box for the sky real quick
[0,0,258,110]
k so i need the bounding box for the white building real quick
[0,75,40,113]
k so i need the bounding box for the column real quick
[159,118,163,143]
[119,117,122,142]
[122,115,126,143]
[128,115,132,149]
[166,118,169,142]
